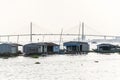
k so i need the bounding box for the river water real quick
[0,53,120,80]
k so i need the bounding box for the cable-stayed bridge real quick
[0,22,120,44]
[0,33,119,44]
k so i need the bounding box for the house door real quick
[38,46,42,53]
[80,45,82,51]
[47,46,53,52]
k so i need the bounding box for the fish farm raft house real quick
[0,43,22,55]
[23,42,60,55]
[63,41,89,54]
[94,43,120,53]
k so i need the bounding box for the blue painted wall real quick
[0,43,18,54]
[23,43,60,54]
[64,43,80,46]
[53,46,60,52]
[23,43,39,54]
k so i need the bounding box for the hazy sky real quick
[0,0,120,36]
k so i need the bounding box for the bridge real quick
[0,22,119,44]
[0,33,119,43]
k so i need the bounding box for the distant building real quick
[97,44,116,51]
[95,43,120,53]
[63,41,89,54]
[0,43,21,54]
[23,42,60,55]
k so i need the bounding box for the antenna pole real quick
[42,35,45,42]
[82,22,85,41]
[8,36,9,42]
[17,35,19,44]
[59,29,63,48]
[78,22,81,41]
[30,22,32,43]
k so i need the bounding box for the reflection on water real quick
[0,53,120,80]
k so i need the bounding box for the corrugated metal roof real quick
[1,43,22,46]
[64,41,88,46]
[44,42,59,46]
[25,42,59,46]
[97,43,118,48]
[64,41,88,44]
